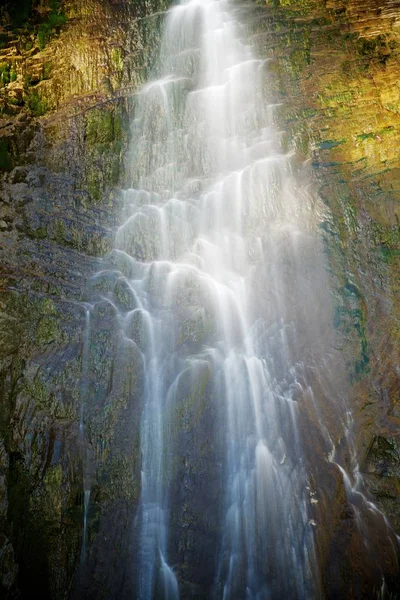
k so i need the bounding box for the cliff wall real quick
[0,0,399,597]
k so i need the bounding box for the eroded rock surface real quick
[0,0,399,597]
[0,1,167,596]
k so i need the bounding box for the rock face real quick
[0,1,168,597]
[254,0,400,515]
[250,0,400,594]
[0,0,399,598]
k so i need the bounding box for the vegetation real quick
[3,0,68,50]
[37,3,68,50]
[26,89,48,116]
[0,63,17,86]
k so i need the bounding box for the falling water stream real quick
[79,309,91,566]
[79,0,399,597]
[120,0,325,596]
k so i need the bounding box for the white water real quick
[81,0,398,597]
[79,308,91,566]
[114,0,331,597]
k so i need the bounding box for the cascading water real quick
[78,308,92,568]
[118,0,328,596]
[78,0,399,597]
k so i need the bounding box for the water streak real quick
[79,308,91,566]
[119,1,327,597]
[83,0,398,597]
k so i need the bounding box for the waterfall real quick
[80,0,399,597]
[118,0,328,596]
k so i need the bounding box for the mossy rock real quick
[113,277,138,311]
[85,109,123,148]
[364,436,400,478]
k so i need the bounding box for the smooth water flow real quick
[77,0,400,596]
[79,308,91,567]
[114,0,332,597]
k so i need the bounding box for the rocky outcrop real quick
[0,0,399,597]
[250,0,400,594]
[0,1,168,597]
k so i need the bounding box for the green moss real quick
[354,337,370,376]
[111,48,124,72]
[0,140,12,171]
[24,375,51,411]
[84,108,126,200]
[317,88,355,108]
[55,218,67,243]
[0,63,12,85]
[37,23,51,50]
[356,35,391,64]
[0,62,17,84]
[36,316,60,346]
[4,0,67,50]
[100,453,139,504]
[37,2,68,49]
[35,298,61,347]
[26,90,48,116]
[85,109,121,147]
[379,246,400,261]
[373,222,400,263]
[39,464,63,520]
[334,282,370,378]
[30,224,48,238]
[87,173,102,202]
[42,62,52,80]
[289,48,311,74]
[48,8,68,30]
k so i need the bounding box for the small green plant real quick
[0,62,16,85]
[36,2,68,50]
[37,22,51,50]
[48,10,67,29]
[111,48,124,72]
[27,90,48,116]
[0,63,11,85]
[42,62,52,79]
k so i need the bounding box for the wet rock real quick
[361,435,400,531]
[0,1,168,596]
[87,270,122,295]
[125,309,150,353]
[176,306,211,351]
[113,277,138,311]
[1,0,400,596]
[364,436,400,478]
